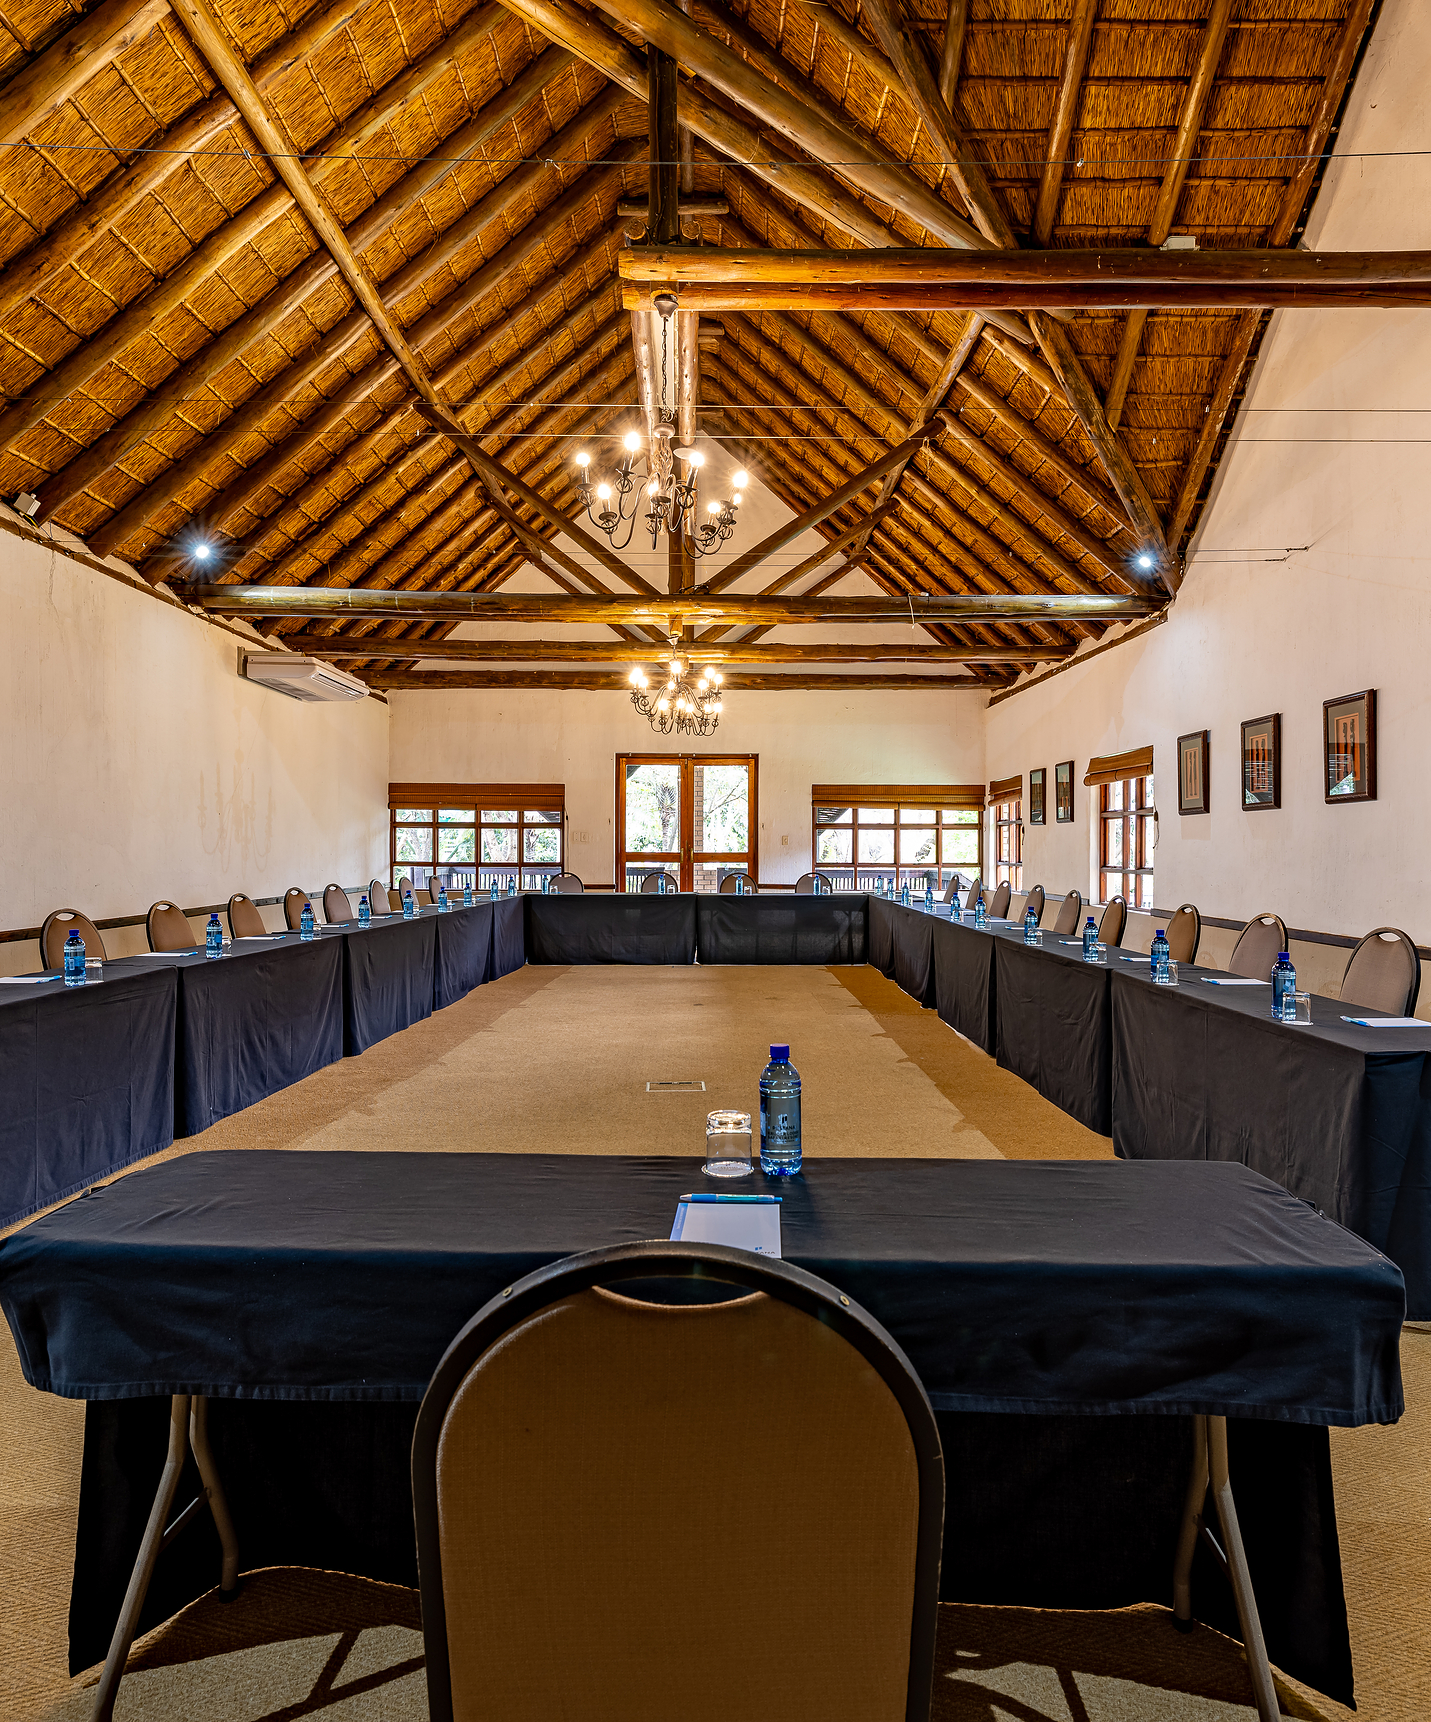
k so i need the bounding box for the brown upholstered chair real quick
[416,889,434,907]
[1023,884,1046,925]
[411,1242,943,1722]
[323,884,354,924]
[283,887,309,931]
[718,872,757,894]
[1341,928,1421,1017]
[794,873,819,894]
[147,901,196,953]
[941,873,962,905]
[227,893,266,939]
[640,871,680,894]
[1097,895,1127,948]
[396,875,414,897]
[549,873,584,894]
[1165,903,1202,965]
[1228,912,1287,980]
[388,888,404,911]
[40,909,107,970]
[987,880,1012,919]
[1052,889,1083,936]
[368,880,390,916]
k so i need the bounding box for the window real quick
[810,785,982,892]
[993,799,1022,891]
[616,755,757,891]
[389,783,564,891]
[1099,775,1155,908]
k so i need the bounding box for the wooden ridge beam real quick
[365,669,998,689]
[0,0,171,149]
[1031,0,1097,247]
[284,635,1059,663]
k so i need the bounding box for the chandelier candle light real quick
[575,437,746,558]
[629,650,724,736]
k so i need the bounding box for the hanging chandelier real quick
[628,649,724,736]
[575,295,746,557]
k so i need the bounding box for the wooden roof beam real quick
[366,669,996,690]
[284,635,1051,663]
[939,0,968,107]
[1030,0,1097,246]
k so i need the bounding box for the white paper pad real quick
[670,1196,781,1257]
[1341,1016,1426,1028]
[0,974,61,984]
[1200,978,1268,986]
[234,935,283,942]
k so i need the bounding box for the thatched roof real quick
[0,0,1379,689]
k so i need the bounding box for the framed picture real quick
[1029,767,1046,825]
[1324,689,1376,803]
[1240,713,1281,811]
[1177,729,1210,815]
[1055,760,1074,823]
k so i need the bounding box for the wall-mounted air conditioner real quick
[242,652,368,702]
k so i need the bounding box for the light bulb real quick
[731,492,742,507]
[623,430,642,452]
[647,479,659,496]
[576,451,590,467]
[596,483,611,500]
[684,448,704,468]
[628,666,643,686]
[670,656,686,674]
[709,669,723,685]
[707,499,722,516]
[1136,553,1154,570]
[733,469,749,487]
[656,698,669,712]
[711,701,723,715]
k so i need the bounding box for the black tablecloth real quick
[525,893,696,964]
[431,902,493,1010]
[0,970,176,1229]
[931,914,997,1050]
[342,915,435,1053]
[489,896,526,980]
[996,932,1112,1134]
[0,1151,1399,1701]
[1110,957,1431,1317]
[695,894,867,964]
[867,894,895,976]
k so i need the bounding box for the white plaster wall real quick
[985,0,1431,947]
[0,532,390,968]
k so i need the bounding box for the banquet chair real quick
[718,872,757,894]
[226,894,266,939]
[794,873,818,894]
[397,875,414,897]
[1023,884,1046,925]
[1340,928,1421,1016]
[324,885,354,924]
[368,880,390,915]
[1228,912,1287,980]
[941,874,962,905]
[388,889,403,911]
[283,887,308,931]
[1052,890,1083,936]
[412,1242,943,1722]
[640,872,680,894]
[1097,895,1127,948]
[416,889,434,907]
[40,909,108,970]
[987,880,1012,919]
[549,872,584,893]
[146,902,196,953]
[1166,903,1202,965]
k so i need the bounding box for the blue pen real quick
[679,1193,781,1204]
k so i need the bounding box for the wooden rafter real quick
[1031,0,1097,247]
[282,635,1059,664]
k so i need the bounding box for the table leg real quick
[1171,1412,1209,1629]
[90,1394,242,1722]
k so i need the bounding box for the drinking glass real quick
[84,958,103,985]
[704,1110,753,1178]
[1292,992,1312,1025]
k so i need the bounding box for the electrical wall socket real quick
[780,834,789,846]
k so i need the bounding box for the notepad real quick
[0,973,61,984]
[1341,1016,1426,1028]
[1200,977,1268,986]
[670,1194,782,1257]
[234,935,283,942]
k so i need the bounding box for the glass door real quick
[617,755,757,890]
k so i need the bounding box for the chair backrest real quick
[1228,912,1288,980]
[640,871,680,894]
[1165,903,1201,965]
[1098,895,1127,948]
[412,1242,943,1722]
[283,887,308,931]
[397,875,414,896]
[1023,884,1045,925]
[718,872,756,894]
[368,880,389,915]
[324,884,354,924]
[416,889,434,907]
[550,873,584,894]
[40,909,107,970]
[387,888,403,912]
[146,901,196,953]
[227,893,266,939]
[794,873,818,894]
[1052,890,1083,936]
[987,880,1012,919]
[941,874,961,905]
[1341,927,1421,1017]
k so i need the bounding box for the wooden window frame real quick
[615,754,758,892]
[993,799,1022,891]
[1098,775,1155,908]
[389,783,565,892]
[810,786,983,892]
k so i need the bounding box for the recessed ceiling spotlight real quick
[1135,553,1155,571]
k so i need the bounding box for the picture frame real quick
[1177,729,1210,816]
[1323,689,1376,803]
[1240,714,1281,812]
[1054,760,1074,823]
[1029,767,1046,825]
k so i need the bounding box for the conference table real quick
[869,896,1431,1317]
[0,1148,1403,1709]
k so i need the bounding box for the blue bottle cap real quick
[1278,950,1290,960]
[67,929,81,940]
[1155,928,1164,936]
[769,1043,790,1061]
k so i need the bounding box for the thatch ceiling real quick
[0,0,1378,690]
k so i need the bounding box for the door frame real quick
[615,753,759,891]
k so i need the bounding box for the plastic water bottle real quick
[463,881,473,907]
[1151,927,1170,982]
[974,893,987,929]
[358,895,371,929]
[1024,903,1039,944]
[1082,916,1098,961]
[924,881,934,911]
[438,884,450,912]
[900,880,910,906]
[1272,950,1296,1021]
[489,876,498,900]
[63,928,85,986]
[403,890,415,920]
[759,1043,802,1176]
[205,912,223,959]
[507,875,516,897]
[300,900,316,941]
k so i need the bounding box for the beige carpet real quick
[0,965,1425,1720]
